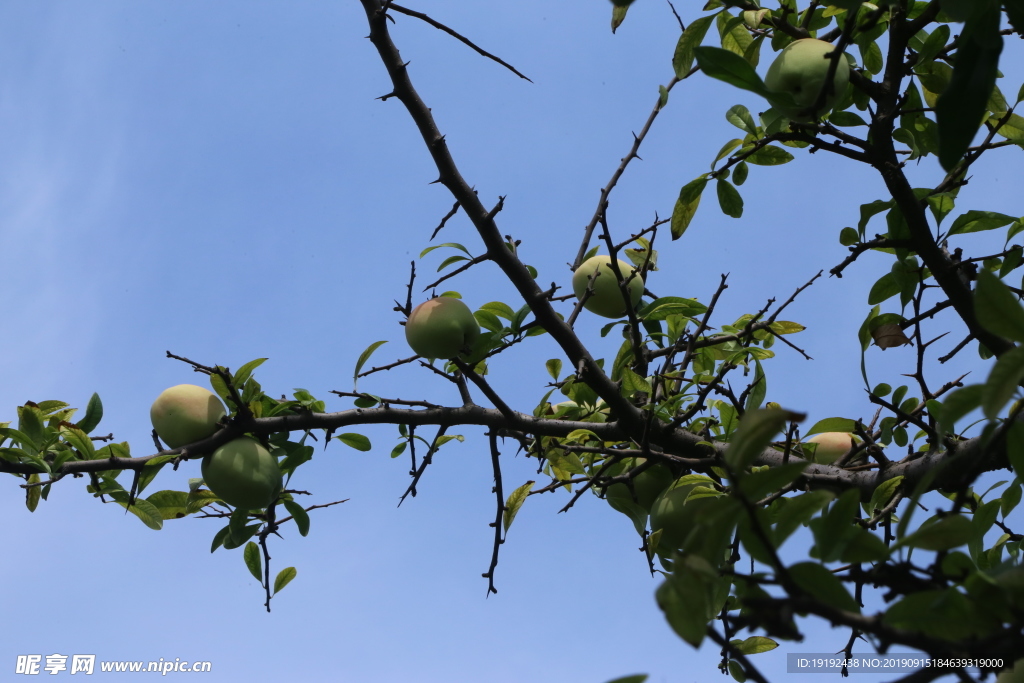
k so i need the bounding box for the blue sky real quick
[1,2,1021,682]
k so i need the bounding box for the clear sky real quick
[1,2,1021,682]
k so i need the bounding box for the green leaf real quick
[503,480,534,532]
[76,393,103,434]
[936,384,984,437]
[336,433,372,451]
[545,359,562,381]
[222,523,260,550]
[284,500,311,537]
[730,636,778,655]
[60,425,95,459]
[673,15,716,78]
[812,489,860,562]
[725,105,758,136]
[936,4,1004,170]
[671,177,708,240]
[716,178,743,218]
[244,541,263,582]
[983,346,1024,418]
[693,46,768,96]
[789,561,860,612]
[868,272,900,305]
[948,210,1016,236]
[1010,423,1024,479]
[744,145,794,166]
[603,676,648,683]
[805,417,857,437]
[737,462,808,500]
[273,566,297,594]
[232,358,268,387]
[146,490,190,520]
[712,138,743,167]
[858,200,893,236]
[728,660,746,682]
[895,514,974,551]
[829,111,867,127]
[733,161,748,185]
[353,341,388,389]
[975,269,1024,343]
[117,498,164,531]
[867,476,904,517]
[420,242,470,258]
[25,473,40,512]
[725,408,791,472]
[774,490,834,544]
[744,359,766,412]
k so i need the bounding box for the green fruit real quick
[649,478,718,554]
[202,436,283,509]
[764,38,850,122]
[572,255,644,318]
[604,458,674,512]
[405,297,480,359]
[150,384,227,449]
[805,432,855,464]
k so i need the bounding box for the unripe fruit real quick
[603,458,674,512]
[202,436,283,509]
[405,297,480,359]
[572,255,644,318]
[805,432,855,464]
[764,38,850,122]
[649,479,718,554]
[150,384,227,449]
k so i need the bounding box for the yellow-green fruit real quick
[604,458,674,512]
[405,297,480,359]
[649,479,717,554]
[764,38,850,122]
[806,432,855,464]
[150,384,227,449]
[202,436,283,509]
[572,255,644,319]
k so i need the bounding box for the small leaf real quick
[503,480,535,532]
[603,676,648,683]
[693,46,768,96]
[284,500,311,537]
[25,473,40,512]
[545,359,562,381]
[744,145,794,166]
[725,408,792,472]
[244,541,263,582]
[805,417,857,436]
[353,341,388,390]
[273,567,297,594]
[232,358,268,387]
[716,178,744,218]
[789,561,860,612]
[948,210,1015,236]
[76,393,103,434]
[975,269,1024,343]
[725,105,758,136]
[895,514,974,551]
[336,433,372,451]
[936,4,1003,170]
[982,346,1024,419]
[731,636,778,655]
[673,15,716,78]
[671,177,708,240]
